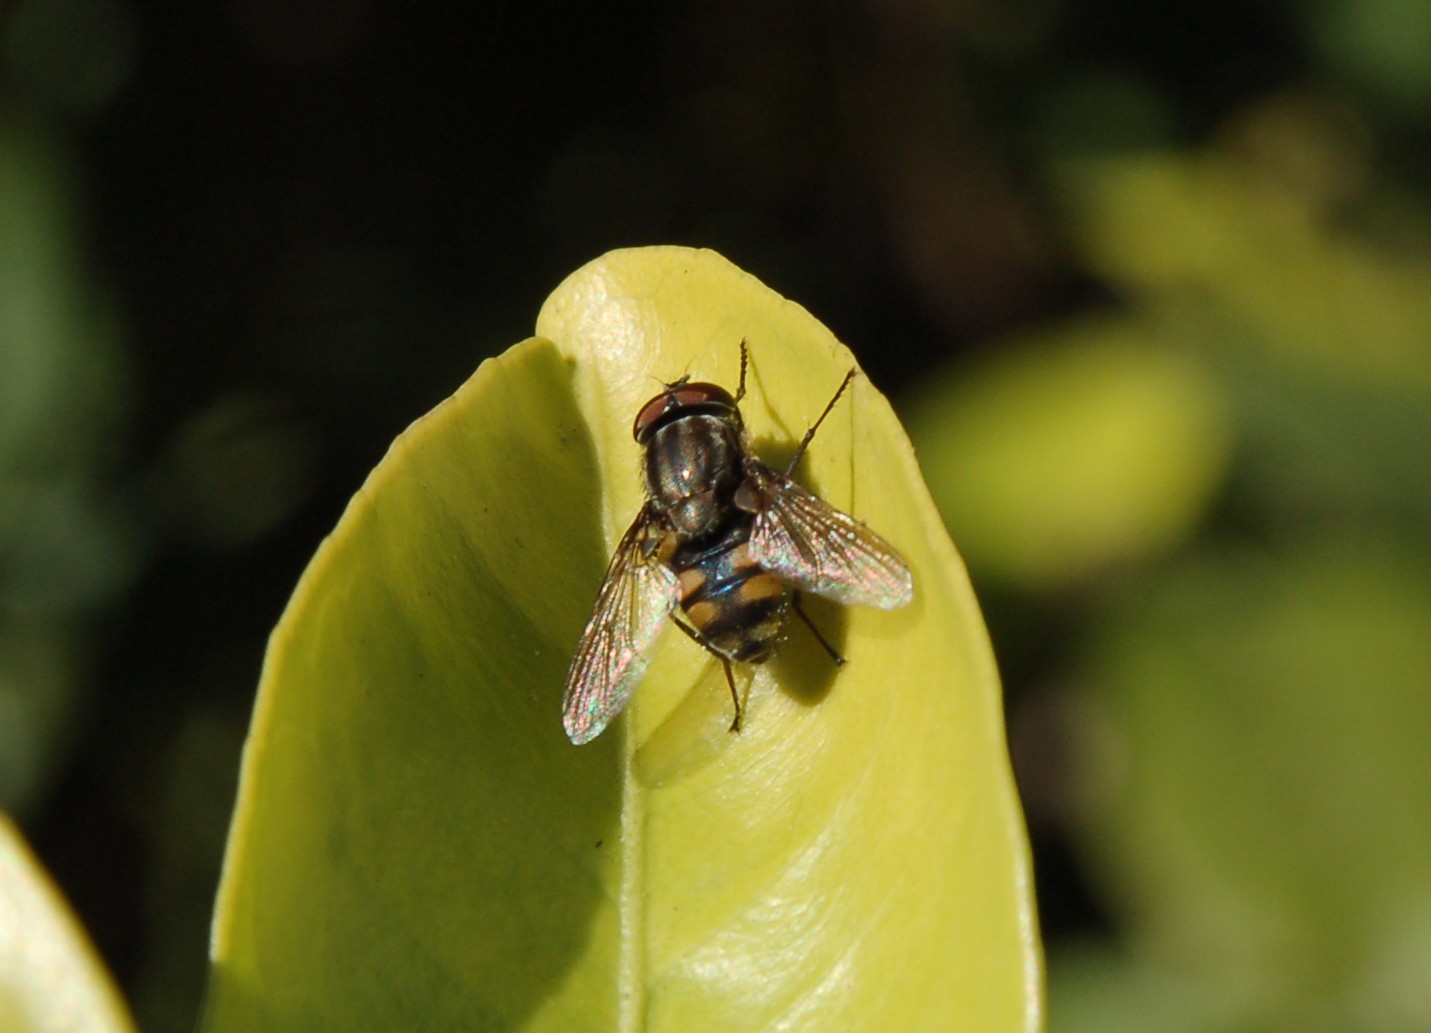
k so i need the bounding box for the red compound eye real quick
[632,382,737,442]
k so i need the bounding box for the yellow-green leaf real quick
[906,318,1231,590]
[203,246,1040,1031]
[0,814,137,1033]
[1057,149,1431,389]
[1060,535,1431,1029]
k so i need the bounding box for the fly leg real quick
[792,591,847,667]
[720,657,741,733]
[670,614,745,733]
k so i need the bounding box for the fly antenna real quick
[735,338,749,403]
[786,367,856,474]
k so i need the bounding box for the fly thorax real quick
[645,413,743,539]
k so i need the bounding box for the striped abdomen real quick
[673,523,790,663]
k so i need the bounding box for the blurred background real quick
[3,0,1430,1029]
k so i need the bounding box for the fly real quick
[562,341,913,744]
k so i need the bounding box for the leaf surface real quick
[0,815,136,1033]
[204,246,1040,1031]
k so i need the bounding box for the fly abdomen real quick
[675,532,790,664]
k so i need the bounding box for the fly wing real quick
[562,505,679,744]
[747,466,914,610]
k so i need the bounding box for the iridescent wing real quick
[562,504,679,744]
[746,465,914,610]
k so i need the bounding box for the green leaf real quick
[202,246,1040,1031]
[906,318,1231,589]
[1063,535,1431,1028]
[1056,150,1431,390]
[0,814,137,1033]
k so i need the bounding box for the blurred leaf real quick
[0,113,135,815]
[906,319,1231,589]
[0,617,87,812]
[0,814,137,1033]
[1068,535,1431,1029]
[1055,149,1431,389]
[148,393,319,550]
[1052,143,1431,526]
[0,115,129,473]
[1310,0,1431,114]
[202,247,1040,1030]
[1219,338,1431,524]
[1049,943,1242,1033]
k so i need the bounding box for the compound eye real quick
[632,394,672,442]
[631,382,737,442]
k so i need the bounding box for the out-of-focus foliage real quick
[0,114,135,816]
[1063,537,1431,1032]
[908,86,1431,1033]
[4,0,1431,1030]
[906,322,1230,588]
[1058,140,1431,529]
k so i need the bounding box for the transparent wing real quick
[747,466,914,610]
[562,505,679,744]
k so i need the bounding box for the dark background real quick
[4,0,1430,1029]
